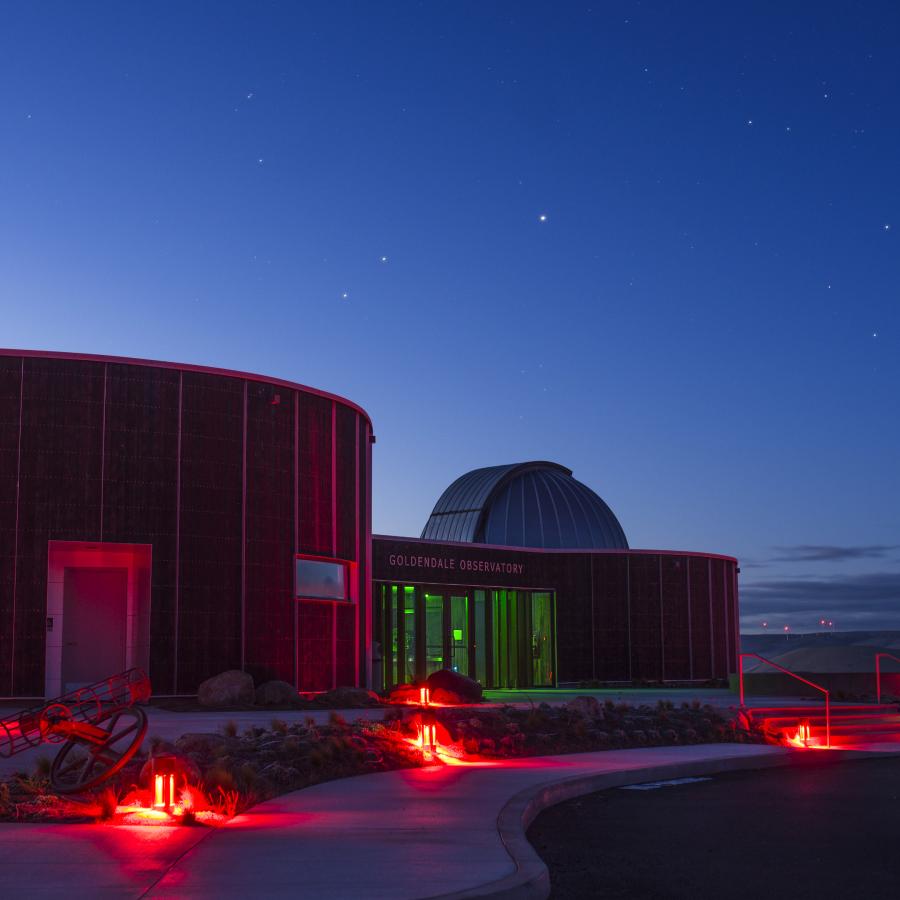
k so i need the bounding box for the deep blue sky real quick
[2,2,898,631]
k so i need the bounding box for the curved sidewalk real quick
[147,743,798,898]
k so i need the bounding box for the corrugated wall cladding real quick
[244,380,295,687]
[104,363,181,693]
[298,395,333,558]
[0,352,371,697]
[689,558,713,680]
[592,554,630,681]
[629,554,662,682]
[0,359,22,693]
[662,556,690,681]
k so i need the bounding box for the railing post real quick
[739,653,745,707]
[877,653,881,705]
[825,692,830,749]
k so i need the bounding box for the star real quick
[746,119,753,125]
[873,332,878,338]
[341,292,349,300]
[538,214,548,222]
[884,224,891,231]
[380,256,388,263]
[257,158,264,165]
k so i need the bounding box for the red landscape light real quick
[420,722,437,756]
[151,756,182,812]
[153,774,175,811]
[786,720,813,748]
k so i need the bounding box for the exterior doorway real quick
[45,541,152,698]
[62,568,128,692]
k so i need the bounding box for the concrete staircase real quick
[742,704,900,748]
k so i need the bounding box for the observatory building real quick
[0,350,738,698]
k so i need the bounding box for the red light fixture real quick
[154,773,175,811]
[419,718,437,757]
[785,720,817,748]
[150,755,181,812]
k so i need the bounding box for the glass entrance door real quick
[424,591,444,677]
[448,593,469,676]
[377,582,555,690]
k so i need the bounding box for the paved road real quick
[528,755,900,899]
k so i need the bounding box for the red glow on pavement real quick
[783,720,830,749]
[111,782,231,827]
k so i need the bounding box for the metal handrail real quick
[738,652,831,748]
[875,653,900,704]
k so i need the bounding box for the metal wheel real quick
[50,706,148,795]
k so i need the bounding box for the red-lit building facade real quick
[0,351,738,699]
[0,351,371,698]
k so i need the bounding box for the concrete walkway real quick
[0,742,803,899]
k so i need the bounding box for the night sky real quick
[2,3,898,631]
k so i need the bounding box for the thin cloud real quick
[770,544,900,562]
[740,571,900,629]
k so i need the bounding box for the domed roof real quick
[421,461,628,550]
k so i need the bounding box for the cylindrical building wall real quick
[0,351,371,698]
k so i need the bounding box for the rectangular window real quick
[295,557,348,601]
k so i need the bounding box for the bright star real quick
[884,224,891,231]
[380,256,388,263]
[538,214,548,222]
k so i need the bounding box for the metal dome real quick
[421,461,628,550]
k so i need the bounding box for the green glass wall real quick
[377,583,555,690]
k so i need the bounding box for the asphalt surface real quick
[528,755,900,899]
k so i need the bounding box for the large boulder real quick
[255,680,300,707]
[566,695,603,719]
[315,686,381,708]
[426,669,483,703]
[197,670,255,707]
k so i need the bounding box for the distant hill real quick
[740,631,900,673]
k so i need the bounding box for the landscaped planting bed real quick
[0,698,758,824]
